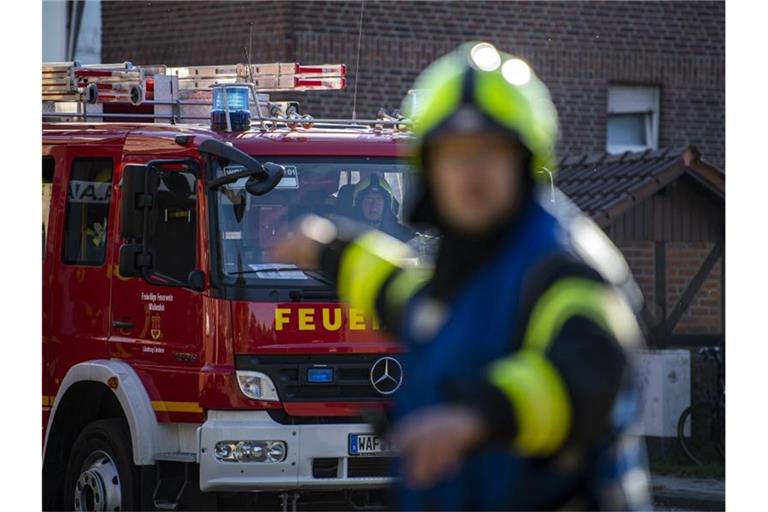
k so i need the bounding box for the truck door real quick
[48,148,119,386]
[42,147,65,431]
[108,161,204,420]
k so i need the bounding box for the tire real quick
[677,402,720,466]
[63,418,140,511]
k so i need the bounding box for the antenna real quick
[247,22,254,84]
[351,0,365,121]
[244,22,266,130]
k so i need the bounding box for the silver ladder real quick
[41,60,411,132]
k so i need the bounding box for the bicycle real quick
[676,345,725,465]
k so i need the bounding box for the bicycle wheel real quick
[677,402,719,466]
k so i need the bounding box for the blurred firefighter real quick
[274,42,650,510]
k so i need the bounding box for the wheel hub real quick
[74,450,122,511]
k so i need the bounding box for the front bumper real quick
[199,410,394,492]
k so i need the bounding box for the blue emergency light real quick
[211,84,251,132]
[307,367,334,383]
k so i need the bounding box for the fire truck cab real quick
[42,61,429,510]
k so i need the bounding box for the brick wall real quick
[101,1,291,66]
[617,240,722,340]
[618,241,656,314]
[667,242,722,335]
[101,0,725,169]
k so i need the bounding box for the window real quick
[42,156,55,258]
[607,85,660,153]
[145,170,197,282]
[62,158,113,265]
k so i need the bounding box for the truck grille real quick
[347,457,393,478]
[311,457,394,479]
[312,458,339,478]
[235,354,395,401]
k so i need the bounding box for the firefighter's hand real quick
[272,215,337,268]
[390,405,487,488]
[272,231,322,269]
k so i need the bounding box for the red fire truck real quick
[42,60,429,511]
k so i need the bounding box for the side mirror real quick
[200,138,285,197]
[245,162,285,196]
[118,243,149,277]
[187,270,206,291]
[199,139,260,170]
[121,165,147,240]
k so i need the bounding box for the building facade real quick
[557,146,724,344]
[101,0,725,168]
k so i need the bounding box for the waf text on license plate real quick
[348,434,397,456]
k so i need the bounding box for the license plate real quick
[348,434,396,456]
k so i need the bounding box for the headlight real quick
[235,441,264,462]
[236,370,280,401]
[266,441,287,462]
[214,442,232,460]
[214,441,287,463]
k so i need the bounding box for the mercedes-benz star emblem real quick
[369,356,403,396]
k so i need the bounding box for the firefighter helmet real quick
[352,173,397,214]
[402,42,559,181]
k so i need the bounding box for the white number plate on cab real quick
[348,434,397,456]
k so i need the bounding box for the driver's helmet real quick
[352,173,398,217]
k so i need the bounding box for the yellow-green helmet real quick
[402,42,559,181]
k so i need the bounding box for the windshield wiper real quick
[226,267,336,287]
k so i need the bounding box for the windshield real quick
[212,156,438,283]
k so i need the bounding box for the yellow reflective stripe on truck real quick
[151,401,203,413]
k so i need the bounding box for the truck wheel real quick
[64,419,139,511]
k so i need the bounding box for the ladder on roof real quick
[42,61,347,101]
[167,62,347,91]
[41,60,393,129]
[43,61,146,104]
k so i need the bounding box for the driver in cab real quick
[352,174,415,243]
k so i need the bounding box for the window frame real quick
[144,169,199,283]
[607,85,660,154]
[61,156,115,267]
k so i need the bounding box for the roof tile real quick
[604,152,625,164]
[624,150,648,162]
[668,144,691,156]
[647,147,670,160]
[556,146,719,219]
[583,151,608,166]
[560,154,586,167]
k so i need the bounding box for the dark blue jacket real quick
[321,193,651,510]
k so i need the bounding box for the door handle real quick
[112,320,134,330]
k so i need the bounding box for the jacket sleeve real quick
[307,216,432,336]
[446,261,642,457]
